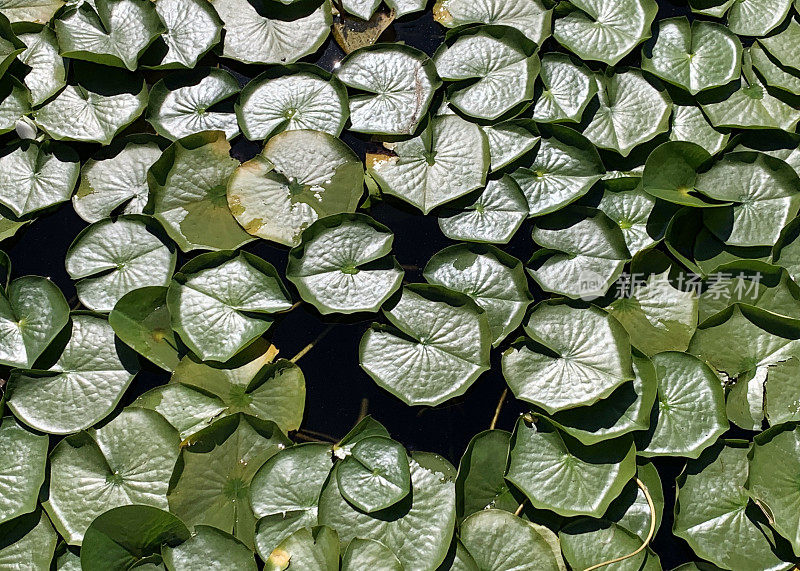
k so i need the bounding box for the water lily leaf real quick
[609,270,699,356]
[750,41,800,96]
[250,443,333,558]
[0,416,47,525]
[147,68,240,141]
[335,44,440,135]
[636,351,727,458]
[698,152,800,247]
[553,0,658,65]
[80,505,190,571]
[0,0,62,23]
[642,18,742,94]
[689,0,736,16]
[736,131,800,177]
[455,430,518,521]
[0,13,23,77]
[0,214,27,242]
[749,424,800,554]
[73,139,163,223]
[228,129,363,246]
[212,0,331,65]
[318,454,456,570]
[359,284,491,406]
[765,357,800,425]
[236,65,348,140]
[147,131,253,252]
[532,53,597,123]
[437,176,528,244]
[559,518,661,571]
[603,461,664,541]
[774,218,800,285]
[546,354,658,445]
[460,509,566,571]
[54,0,164,70]
[528,209,630,299]
[510,125,604,217]
[702,74,800,131]
[168,413,290,549]
[287,213,402,315]
[44,407,180,545]
[168,251,290,362]
[727,0,792,36]
[16,27,65,106]
[162,525,257,571]
[433,25,539,121]
[0,77,29,135]
[424,243,531,346]
[482,119,540,171]
[109,286,181,371]
[583,69,672,157]
[641,141,721,207]
[0,276,69,368]
[433,0,552,45]
[669,105,729,155]
[33,67,148,145]
[336,435,410,513]
[333,415,390,459]
[597,186,661,256]
[367,115,489,214]
[6,313,139,434]
[56,548,81,571]
[502,302,634,412]
[674,441,792,570]
[65,216,176,312]
[341,538,402,570]
[0,140,79,218]
[264,526,338,571]
[760,17,800,73]
[135,382,226,439]
[146,0,222,68]
[0,511,57,569]
[507,416,637,517]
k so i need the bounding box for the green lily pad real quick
[264,526,339,571]
[0,0,62,23]
[236,65,348,140]
[0,275,69,368]
[433,0,552,45]
[506,416,637,517]
[560,518,661,571]
[73,139,163,223]
[65,215,176,312]
[727,0,792,37]
[333,415,390,459]
[228,129,364,246]
[0,13,25,77]
[341,0,424,19]
[146,131,254,252]
[532,53,597,123]
[482,119,540,171]
[134,383,226,439]
[603,461,664,541]
[641,141,721,207]
[0,416,48,525]
[168,413,290,549]
[162,526,257,571]
[765,357,800,425]
[335,44,440,135]
[689,0,736,17]
[147,68,240,140]
[701,74,800,131]
[0,77,29,135]
[669,105,729,155]
[168,250,291,362]
[597,186,662,255]
[211,0,331,64]
[146,0,222,68]
[455,430,518,521]
[6,313,140,434]
[0,511,57,570]
[286,213,403,315]
[424,243,532,346]
[502,302,634,412]
[341,538,402,570]
[749,41,800,95]
[336,435,410,513]
[553,0,658,65]
[359,284,491,406]
[44,407,180,545]
[642,17,742,94]
[0,140,79,218]
[16,27,65,106]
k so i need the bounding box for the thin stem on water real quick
[489,388,509,431]
[583,477,656,571]
[290,325,334,363]
[358,397,369,422]
[514,500,527,517]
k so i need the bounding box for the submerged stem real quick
[489,388,509,430]
[290,325,334,363]
[583,477,656,571]
[513,499,527,517]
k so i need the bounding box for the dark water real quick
[3,0,706,566]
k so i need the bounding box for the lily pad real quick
[5,313,140,434]
[642,17,742,94]
[236,65,348,140]
[727,0,792,37]
[359,284,491,406]
[0,275,69,368]
[560,518,661,571]
[212,0,331,64]
[146,0,222,68]
[760,17,800,73]
[597,186,662,256]
[433,0,552,45]
[532,53,597,123]
[147,68,240,140]
[134,383,226,439]
[0,416,48,525]
[0,0,62,23]
[482,119,540,171]
[287,213,402,315]
[553,0,658,65]
[336,435,410,513]
[0,77,29,135]
[669,105,729,155]
[264,526,339,571]
[455,430,518,521]
[424,243,532,346]
[65,215,176,312]
[506,416,637,517]
[0,13,26,77]
[168,250,291,362]
[341,0,424,20]
[749,42,800,96]
[641,141,720,207]
[147,131,254,252]
[341,538,402,570]
[168,413,290,549]
[502,302,634,412]
[335,44,440,135]
[162,526,257,571]
[764,357,800,425]
[367,115,489,214]
[0,511,57,570]
[701,74,800,131]
[44,407,180,545]
[228,129,364,246]
[16,27,65,106]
